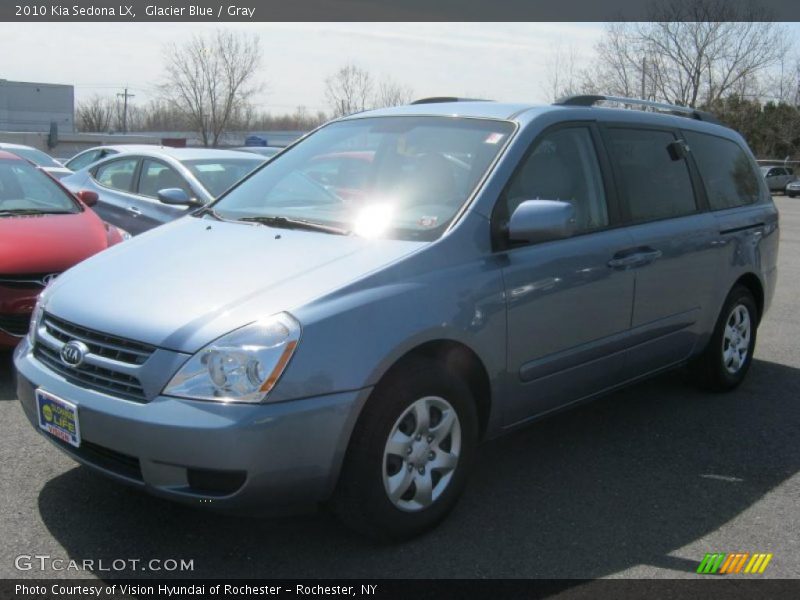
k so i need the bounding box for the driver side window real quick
[500,127,609,235]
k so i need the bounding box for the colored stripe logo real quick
[697,553,773,574]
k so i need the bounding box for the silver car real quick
[760,165,795,193]
[14,96,779,540]
[60,147,265,235]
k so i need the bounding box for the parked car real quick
[0,151,126,348]
[760,165,795,193]
[60,148,265,235]
[235,146,283,159]
[14,96,778,540]
[63,144,158,172]
[0,143,72,180]
[785,179,800,198]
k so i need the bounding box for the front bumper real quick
[14,339,370,511]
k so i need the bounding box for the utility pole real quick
[641,56,647,101]
[116,87,135,133]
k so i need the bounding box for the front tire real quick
[691,285,758,392]
[331,358,478,541]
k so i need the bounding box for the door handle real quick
[127,206,142,217]
[608,247,662,269]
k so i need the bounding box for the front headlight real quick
[163,313,301,403]
[28,299,44,345]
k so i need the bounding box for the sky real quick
[0,22,607,113]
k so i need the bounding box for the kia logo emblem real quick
[60,341,89,367]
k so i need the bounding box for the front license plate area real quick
[36,389,81,448]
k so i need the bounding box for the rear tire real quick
[691,285,758,392]
[331,357,478,541]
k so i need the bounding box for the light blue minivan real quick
[15,96,779,539]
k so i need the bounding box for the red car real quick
[0,151,125,348]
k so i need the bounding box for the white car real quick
[786,179,800,198]
[0,143,72,179]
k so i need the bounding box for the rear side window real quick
[67,149,105,171]
[606,128,696,222]
[683,132,760,210]
[94,157,139,192]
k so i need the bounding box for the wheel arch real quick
[374,339,493,440]
[733,272,764,324]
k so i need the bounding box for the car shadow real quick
[34,358,800,579]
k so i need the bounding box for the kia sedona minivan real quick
[15,96,778,540]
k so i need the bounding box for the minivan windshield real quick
[209,116,515,240]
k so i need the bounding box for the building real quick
[0,79,74,134]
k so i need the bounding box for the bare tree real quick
[161,29,263,146]
[585,0,790,107]
[541,44,584,101]
[325,64,374,117]
[374,78,414,108]
[76,94,115,132]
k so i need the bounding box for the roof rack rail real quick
[410,97,492,105]
[554,94,719,124]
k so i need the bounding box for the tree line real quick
[77,1,800,158]
[543,0,800,159]
[75,30,413,145]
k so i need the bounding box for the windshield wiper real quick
[238,215,350,236]
[0,208,73,216]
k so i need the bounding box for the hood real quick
[0,210,109,274]
[44,216,424,353]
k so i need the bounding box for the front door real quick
[496,125,636,425]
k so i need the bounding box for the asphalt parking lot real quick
[1,197,798,581]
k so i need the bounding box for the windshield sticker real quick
[484,132,505,145]
[418,215,439,228]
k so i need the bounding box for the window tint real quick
[606,128,696,222]
[94,157,138,192]
[501,127,609,234]
[683,131,760,210]
[138,159,190,198]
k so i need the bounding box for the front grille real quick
[0,313,30,336]
[34,313,155,403]
[43,314,154,365]
[34,344,147,402]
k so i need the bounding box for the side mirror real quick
[507,199,575,244]
[157,188,201,207]
[76,190,98,207]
